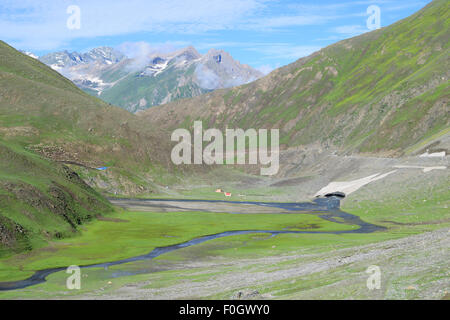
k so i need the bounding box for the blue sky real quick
[0,0,431,73]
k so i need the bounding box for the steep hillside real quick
[141,0,449,156]
[0,141,113,256]
[0,40,189,255]
[0,40,174,196]
[40,46,263,113]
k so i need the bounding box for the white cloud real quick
[383,1,428,12]
[333,25,369,37]
[256,64,276,75]
[117,41,187,58]
[117,41,168,71]
[0,0,380,51]
[196,41,322,63]
[1,0,430,54]
[289,1,395,11]
[0,0,266,50]
[195,64,221,90]
[245,15,331,30]
[246,44,322,61]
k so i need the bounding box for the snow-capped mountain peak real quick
[39,45,263,113]
[40,47,126,69]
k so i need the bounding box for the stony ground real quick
[77,227,449,300]
[1,149,448,300]
[85,150,449,300]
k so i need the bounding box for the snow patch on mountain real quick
[39,45,263,112]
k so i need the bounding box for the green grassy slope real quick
[0,141,113,257]
[0,40,176,195]
[142,0,449,155]
[100,63,209,113]
[0,41,177,255]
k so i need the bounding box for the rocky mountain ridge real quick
[39,46,263,112]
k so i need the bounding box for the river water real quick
[0,197,384,291]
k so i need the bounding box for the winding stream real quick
[0,197,384,291]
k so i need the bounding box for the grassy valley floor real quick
[0,174,448,299]
[0,141,448,299]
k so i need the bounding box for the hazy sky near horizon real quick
[0,0,431,73]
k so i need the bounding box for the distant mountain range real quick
[38,46,263,112]
[141,0,449,156]
[1,0,448,256]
